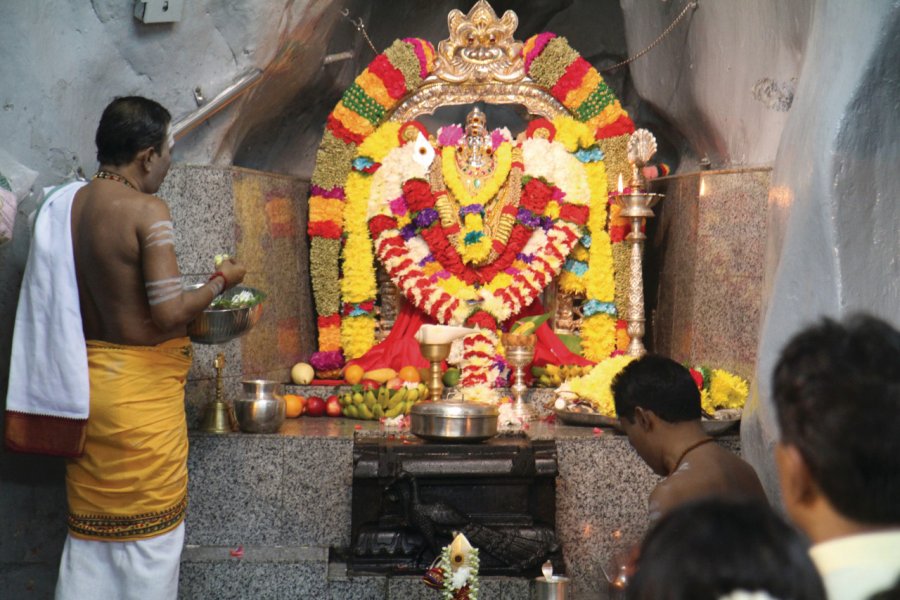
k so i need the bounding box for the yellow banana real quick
[384,401,405,418]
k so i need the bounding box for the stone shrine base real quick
[181,393,739,600]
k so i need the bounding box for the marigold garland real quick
[705,369,750,411]
[307,38,435,369]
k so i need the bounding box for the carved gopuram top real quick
[389,1,566,122]
[434,0,524,84]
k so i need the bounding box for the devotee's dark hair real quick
[626,498,826,600]
[611,354,701,423]
[772,314,900,525]
[96,96,171,166]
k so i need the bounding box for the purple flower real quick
[414,208,439,228]
[310,350,344,371]
[459,204,484,216]
[400,224,418,240]
[516,253,535,264]
[517,207,541,228]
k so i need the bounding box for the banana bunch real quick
[531,363,591,388]
[339,382,427,420]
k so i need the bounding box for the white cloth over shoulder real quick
[55,523,185,600]
[6,181,89,419]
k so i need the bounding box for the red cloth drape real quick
[347,297,594,373]
[345,300,434,371]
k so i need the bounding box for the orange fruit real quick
[398,365,421,383]
[284,394,305,418]
[344,364,365,385]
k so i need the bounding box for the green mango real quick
[442,368,461,387]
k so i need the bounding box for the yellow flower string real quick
[567,354,635,416]
[341,315,377,359]
[338,122,404,356]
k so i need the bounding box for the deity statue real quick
[428,107,520,268]
[457,107,492,172]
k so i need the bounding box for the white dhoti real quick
[55,522,185,600]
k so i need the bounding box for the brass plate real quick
[554,409,620,429]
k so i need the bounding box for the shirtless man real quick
[611,355,766,522]
[57,96,245,598]
[71,97,243,345]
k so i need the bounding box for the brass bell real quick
[199,400,235,433]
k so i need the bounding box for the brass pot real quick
[410,397,499,442]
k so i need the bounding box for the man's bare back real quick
[648,439,768,521]
[71,177,244,346]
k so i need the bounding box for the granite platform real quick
[181,390,739,600]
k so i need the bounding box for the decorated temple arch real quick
[307,1,643,396]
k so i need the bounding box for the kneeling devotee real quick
[772,315,900,600]
[612,355,767,522]
[5,96,245,599]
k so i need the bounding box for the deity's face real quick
[465,108,487,141]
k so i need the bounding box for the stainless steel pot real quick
[234,380,285,433]
[410,397,499,442]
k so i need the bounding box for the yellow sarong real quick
[66,337,193,541]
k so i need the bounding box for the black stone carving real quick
[349,435,564,576]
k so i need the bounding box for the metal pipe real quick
[171,67,263,143]
[323,50,354,65]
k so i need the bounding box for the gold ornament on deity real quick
[455,107,495,194]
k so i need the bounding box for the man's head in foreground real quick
[773,314,900,542]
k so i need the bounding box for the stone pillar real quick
[648,168,770,381]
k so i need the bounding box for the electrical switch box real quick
[134,0,184,24]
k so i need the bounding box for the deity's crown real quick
[466,106,486,128]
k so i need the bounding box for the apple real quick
[306,396,325,417]
[325,395,342,418]
[360,379,381,392]
[291,362,315,385]
[386,377,404,391]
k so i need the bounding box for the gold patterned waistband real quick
[68,493,187,540]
